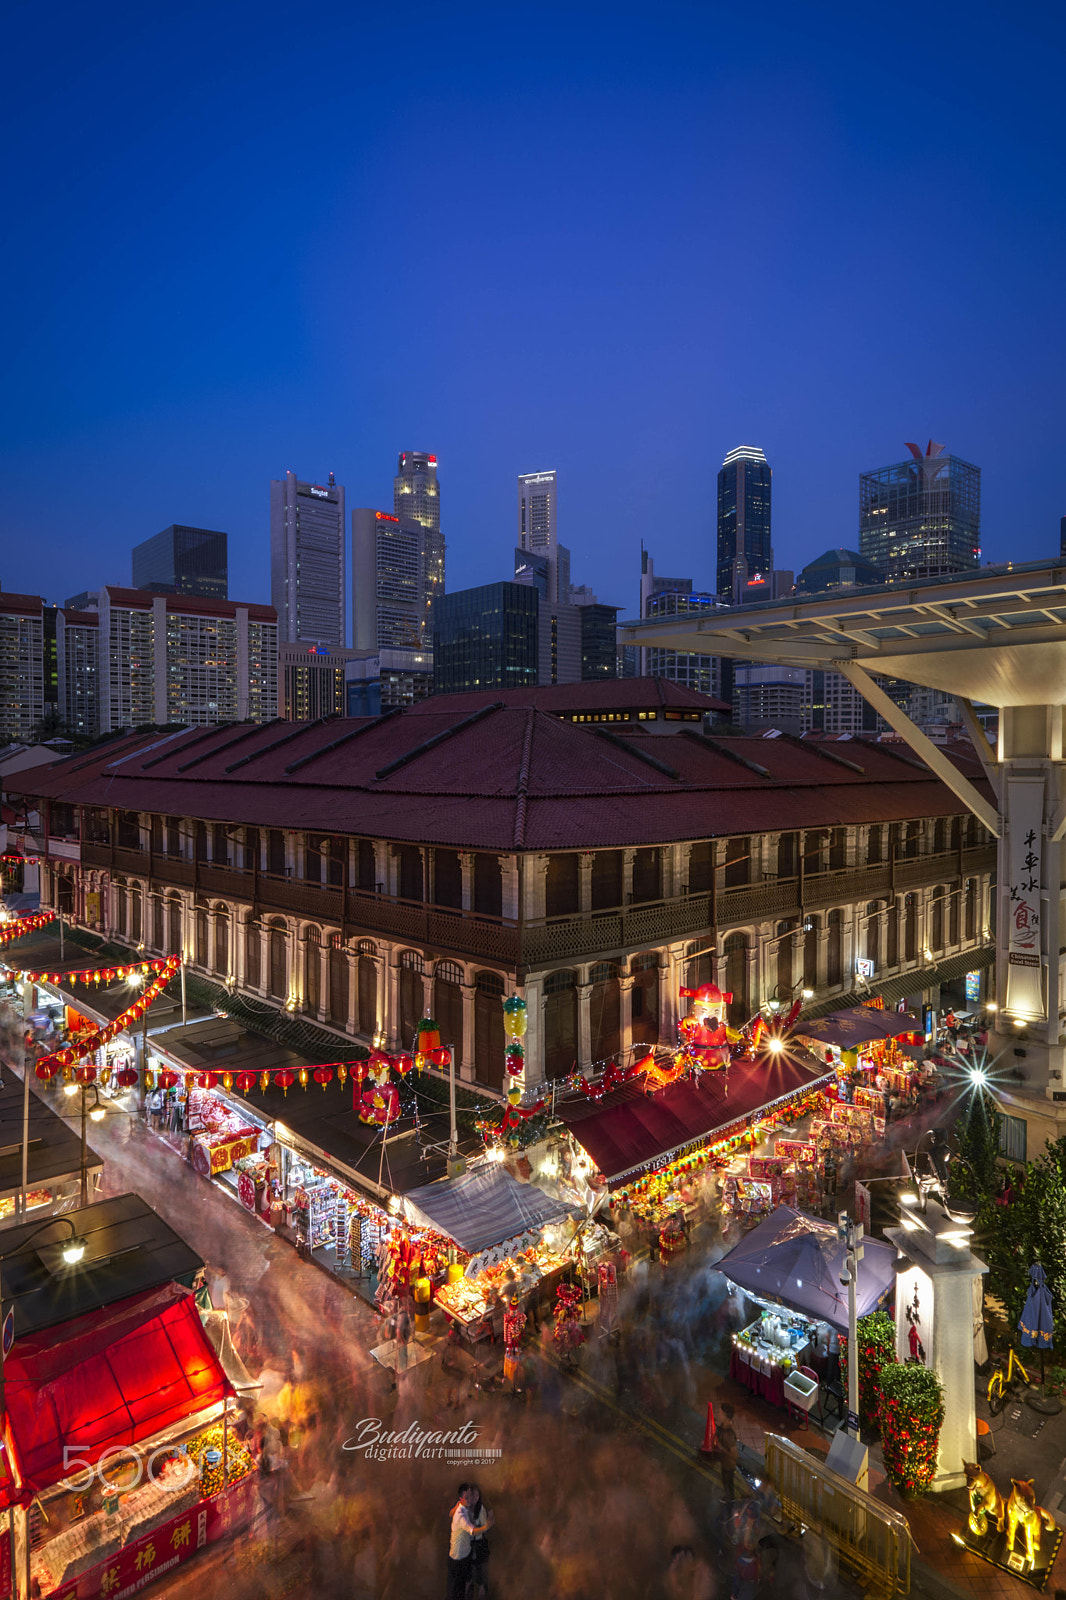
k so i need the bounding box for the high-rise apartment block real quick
[278,642,360,721]
[270,471,345,645]
[716,446,772,598]
[0,592,45,741]
[96,589,277,731]
[132,525,228,600]
[859,441,980,582]
[433,583,539,694]
[57,610,100,737]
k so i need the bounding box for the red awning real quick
[0,1283,230,1507]
[558,1054,830,1185]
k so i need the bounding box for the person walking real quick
[446,1484,492,1600]
[467,1486,492,1600]
[717,1401,739,1504]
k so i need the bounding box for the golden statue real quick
[1005,1478,1056,1566]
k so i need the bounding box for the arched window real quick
[803,916,820,992]
[269,920,288,1000]
[931,889,945,952]
[724,934,749,1022]
[543,969,577,1081]
[474,971,505,1090]
[398,950,424,1046]
[434,961,465,1072]
[826,911,843,987]
[865,902,881,968]
[329,936,349,1027]
[115,885,127,938]
[304,925,322,1014]
[245,917,261,989]
[213,907,228,976]
[965,879,977,941]
[357,940,377,1036]
[949,887,960,946]
[589,961,620,1062]
[904,895,918,962]
[195,907,209,967]
[630,952,659,1048]
[167,896,182,956]
[151,895,164,951]
[886,900,899,966]
[130,886,142,944]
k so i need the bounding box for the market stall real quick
[716,1204,896,1411]
[0,1063,103,1222]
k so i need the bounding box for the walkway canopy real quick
[400,1164,572,1260]
[715,1205,896,1332]
[792,1006,922,1052]
[0,1282,231,1508]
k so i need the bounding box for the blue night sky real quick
[3,0,1064,624]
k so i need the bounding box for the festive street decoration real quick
[413,1018,440,1068]
[32,957,181,1080]
[552,1280,585,1360]
[10,956,173,986]
[355,1052,400,1125]
[839,1310,897,1432]
[503,995,528,1076]
[0,910,55,947]
[879,1362,945,1495]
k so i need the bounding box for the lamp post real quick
[839,1215,864,1438]
[0,1215,85,1597]
[62,1082,106,1208]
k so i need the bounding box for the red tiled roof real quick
[15,706,996,852]
[0,592,44,616]
[60,610,99,626]
[419,677,729,714]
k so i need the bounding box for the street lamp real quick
[62,1083,108,1207]
[0,1215,85,1583]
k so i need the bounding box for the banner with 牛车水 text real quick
[1005,776,1046,1019]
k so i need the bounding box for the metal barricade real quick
[764,1434,913,1595]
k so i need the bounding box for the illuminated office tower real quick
[517,470,569,603]
[394,452,444,641]
[716,446,772,599]
[859,441,980,582]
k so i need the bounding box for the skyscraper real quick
[270,471,345,645]
[352,509,443,652]
[517,470,570,603]
[394,452,444,643]
[716,446,772,598]
[433,583,539,694]
[859,441,980,582]
[132,525,228,600]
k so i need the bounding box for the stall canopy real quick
[792,1007,922,1051]
[401,1165,572,1256]
[0,1282,231,1507]
[560,1055,831,1187]
[715,1205,896,1333]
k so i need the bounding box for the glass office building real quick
[645,590,722,700]
[859,443,980,582]
[579,604,619,682]
[716,446,772,598]
[132,526,228,600]
[433,583,538,694]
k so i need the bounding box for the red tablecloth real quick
[729,1346,787,1408]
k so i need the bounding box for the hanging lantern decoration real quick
[432,1047,452,1068]
[143,1068,157,1091]
[221,1072,233,1092]
[507,1084,522,1106]
[259,1072,270,1094]
[99,1067,112,1087]
[502,995,528,1040]
[35,1061,57,1082]
[275,1070,295,1097]
[505,1041,524,1076]
[235,1071,257,1095]
[195,1072,218,1090]
[414,1017,441,1056]
[159,1069,179,1090]
[351,1060,368,1088]
[116,1067,139,1088]
[393,1053,413,1076]
[184,1071,198,1090]
[75,1064,96,1086]
[298,1068,309,1091]
[61,1064,75,1084]
[313,1066,334,1090]
[336,1063,348,1088]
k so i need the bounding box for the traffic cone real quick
[699,1398,718,1456]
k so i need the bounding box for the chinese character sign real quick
[1006,777,1046,1019]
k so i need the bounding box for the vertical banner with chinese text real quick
[1005,777,1046,1019]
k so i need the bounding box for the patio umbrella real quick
[1018,1262,1056,1401]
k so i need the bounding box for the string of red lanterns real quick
[33,956,182,1083]
[0,910,55,948]
[11,958,174,987]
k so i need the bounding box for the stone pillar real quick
[422,969,435,1024]
[618,975,634,1061]
[372,840,388,895]
[461,981,476,1084]
[385,843,399,899]
[375,951,387,1045]
[459,853,473,912]
[523,973,543,1089]
[318,940,330,1024]
[347,949,359,1035]
[659,947,680,1044]
[285,832,297,879]
[746,944,758,1014]
[886,1201,986,1493]
[622,848,636,905]
[499,856,519,921]
[386,952,401,1050]
[525,856,550,921]
[577,981,593,1069]
[579,853,594,914]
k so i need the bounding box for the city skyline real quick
[2,3,1064,621]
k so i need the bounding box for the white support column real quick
[524,856,549,921]
[422,969,435,1024]
[318,940,330,1024]
[459,853,473,912]
[460,981,476,1084]
[386,952,401,1050]
[498,856,519,921]
[659,947,680,1044]
[522,973,543,1089]
[622,848,636,905]
[576,980,593,1069]
[579,853,594,914]
[618,975,634,1061]
[347,949,359,1035]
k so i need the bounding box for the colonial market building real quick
[13,679,997,1097]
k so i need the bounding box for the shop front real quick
[0,1064,104,1224]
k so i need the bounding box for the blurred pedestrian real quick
[717,1401,738,1503]
[446,1484,492,1600]
[467,1485,492,1600]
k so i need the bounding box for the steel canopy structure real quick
[623,558,1066,1122]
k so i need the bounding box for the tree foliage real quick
[980,1135,1066,1351]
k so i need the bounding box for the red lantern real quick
[34,1062,57,1081]
[393,1053,414,1075]
[313,1066,334,1089]
[235,1071,257,1094]
[116,1067,139,1088]
[159,1070,179,1090]
[275,1070,295,1096]
[432,1047,452,1068]
[75,1064,96,1085]
[195,1072,218,1090]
